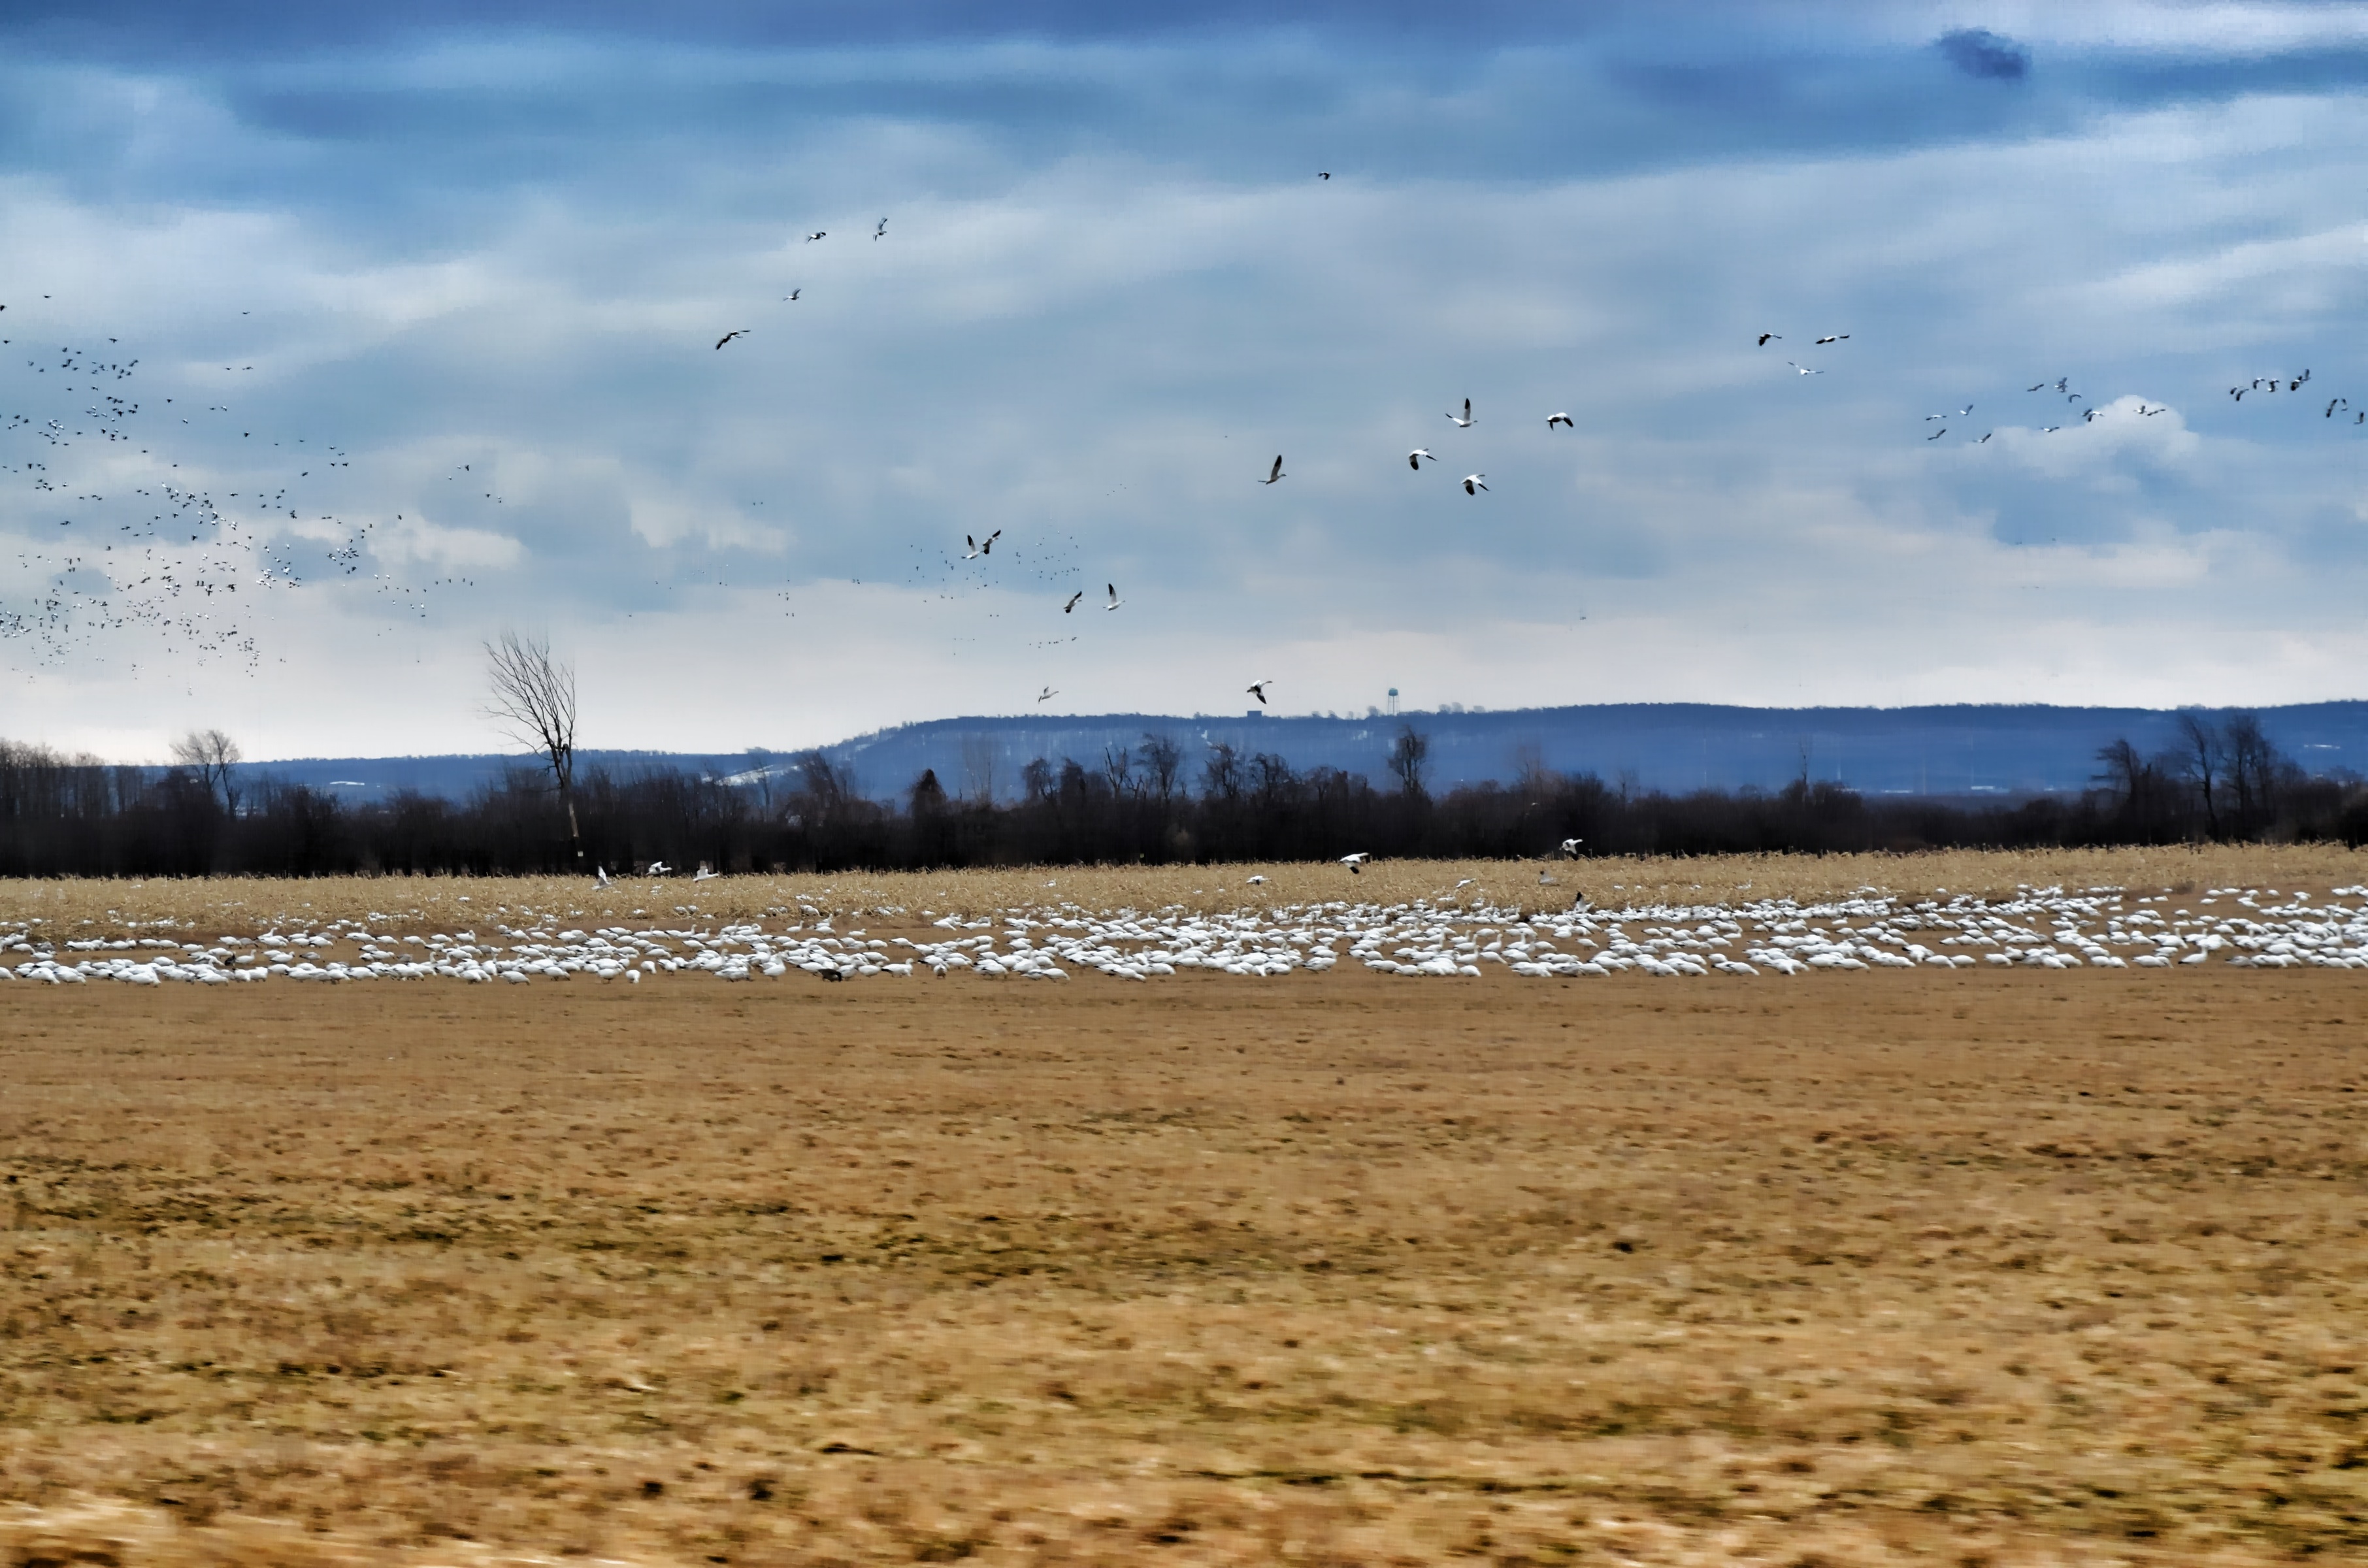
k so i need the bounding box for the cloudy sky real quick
[3,1,2365,761]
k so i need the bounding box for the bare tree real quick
[1100,741,1135,798]
[1387,724,1430,799]
[169,728,242,813]
[2172,712,2224,839]
[484,630,582,862]
[1136,732,1183,804]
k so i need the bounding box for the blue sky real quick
[3,1,2367,760]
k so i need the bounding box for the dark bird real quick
[1260,454,1285,485]
[2327,398,2348,418]
[874,218,887,240]
[1814,334,1849,345]
[1062,591,1083,613]
[1758,333,1779,346]
[1926,427,1946,440]
[714,330,749,350]
[1318,172,1330,180]
[804,231,826,242]
[785,288,800,301]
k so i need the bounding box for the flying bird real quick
[2329,398,2349,418]
[1926,428,1946,440]
[1340,851,1369,872]
[962,529,1001,560]
[1757,333,1780,346]
[1062,591,1083,612]
[1445,397,1474,427]
[1104,582,1123,611]
[1786,362,1822,376]
[714,329,749,350]
[784,288,800,301]
[874,218,887,239]
[1547,412,1573,429]
[1247,679,1274,706]
[1814,334,1849,344]
[1461,473,1487,494]
[1318,171,1330,180]
[1037,685,1057,703]
[1260,454,1285,485]
[2028,382,2048,392]
[804,231,826,242]
[1407,448,1436,470]
[1977,431,1992,443]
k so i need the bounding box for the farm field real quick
[3,856,2367,1567]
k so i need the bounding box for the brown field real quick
[3,841,2363,937]
[5,854,2368,1567]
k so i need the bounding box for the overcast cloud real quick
[1,1,2365,760]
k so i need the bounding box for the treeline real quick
[2,712,2364,877]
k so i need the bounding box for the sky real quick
[3,1,2367,762]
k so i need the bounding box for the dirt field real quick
[5,933,2368,1566]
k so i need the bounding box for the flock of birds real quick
[1,172,2360,700]
[8,882,2365,987]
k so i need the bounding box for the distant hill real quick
[243,700,2368,804]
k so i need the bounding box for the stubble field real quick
[5,854,2368,1567]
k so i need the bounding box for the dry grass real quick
[6,968,2368,1565]
[1,843,2363,938]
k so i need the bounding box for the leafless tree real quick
[959,734,1000,805]
[1100,741,1134,798]
[169,728,242,813]
[1136,732,1183,803]
[1202,740,1243,801]
[2223,711,2280,828]
[484,630,582,861]
[2172,712,2224,839]
[1387,724,1430,799]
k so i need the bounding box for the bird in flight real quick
[1318,171,1330,180]
[1461,473,1487,495]
[714,329,749,350]
[874,218,887,240]
[2328,397,2349,418]
[962,529,1001,560]
[2028,382,2048,393]
[804,231,826,242]
[1547,412,1573,429]
[1062,590,1083,613]
[1926,427,1946,440]
[1407,448,1436,470]
[1104,582,1123,611]
[1340,851,1368,872]
[1260,455,1285,485]
[1247,678,1274,706]
[1445,398,1475,428]
[1757,333,1779,346]
[1977,431,1993,443]
[784,288,800,302]
[1786,362,1822,376]
[1037,685,1057,704]
[1814,334,1849,345]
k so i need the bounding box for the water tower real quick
[1387,687,1399,717]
